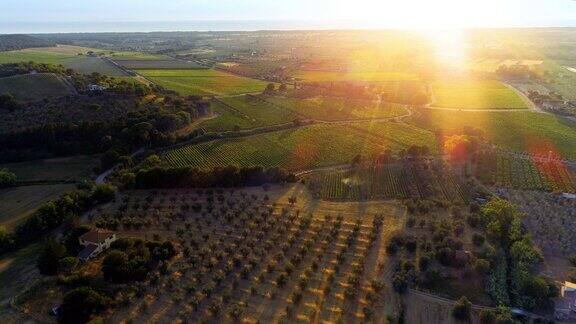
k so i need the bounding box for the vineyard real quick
[163,122,437,171]
[305,163,469,203]
[136,69,268,96]
[422,110,576,160]
[431,80,528,110]
[88,188,404,323]
[262,96,408,121]
[474,151,576,192]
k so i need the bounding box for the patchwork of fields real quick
[0,73,74,101]
[431,80,529,109]
[138,69,268,96]
[163,122,436,171]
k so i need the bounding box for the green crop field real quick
[163,122,436,171]
[291,70,419,82]
[137,69,268,96]
[200,101,264,132]
[431,80,528,109]
[0,73,74,101]
[263,96,408,121]
[0,45,104,65]
[423,110,576,160]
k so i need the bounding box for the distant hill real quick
[0,34,55,52]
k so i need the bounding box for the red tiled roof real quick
[79,230,114,244]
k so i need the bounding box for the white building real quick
[78,229,117,262]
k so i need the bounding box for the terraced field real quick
[423,110,576,160]
[137,69,268,96]
[0,73,74,101]
[431,80,528,109]
[163,122,436,171]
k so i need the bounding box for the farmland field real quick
[0,73,74,101]
[0,155,97,182]
[113,59,205,69]
[422,110,576,160]
[263,96,408,121]
[85,186,405,323]
[163,122,436,171]
[431,80,529,109]
[291,70,419,82]
[474,151,576,192]
[0,45,104,65]
[200,101,262,132]
[306,164,469,203]
[62,56,128,76]
[138,69,268,96]
[0,184,76,230]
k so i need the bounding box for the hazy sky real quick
[1,0,575,33]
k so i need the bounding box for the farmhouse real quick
[555,281,576,321]
[78,229,117,262]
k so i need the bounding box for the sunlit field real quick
[163,122,436,171]
[137,69,269,96]
[431,80,529,109]
[425,110,576,159]
[291,71,419,82]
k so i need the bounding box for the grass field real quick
[424,110,576,160]
[0,155,97,182]
[0,73,74,101]
[291,70,419,82]
[0,45,103,65]
[0,184,75,230]
[164,122,436,171]
[137,69,268,96]
[263,96,408,121]
[431,80,528,109]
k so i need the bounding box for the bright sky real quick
[1,0,575,32]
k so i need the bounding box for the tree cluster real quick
[0,183,117,256]
[134,165,296,189]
